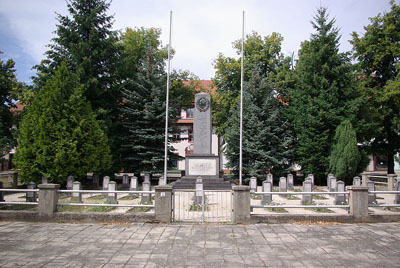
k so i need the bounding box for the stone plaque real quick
[193,92,212,154]
[188,158,217,176]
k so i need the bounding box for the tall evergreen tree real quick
[119,27,194,173]
[14,62,111,184]
[224,71,294,179]
[287,7,362,183]
[329,120,363,183]
[34,0,121,171]
[351,0,400,174]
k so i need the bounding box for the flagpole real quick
[239,11,244,185]
[163,11,172,185]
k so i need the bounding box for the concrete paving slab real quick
[0,221,400,267]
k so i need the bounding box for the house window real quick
[172,127,180,140]
[188,128,193,142]
[186,108,194,118]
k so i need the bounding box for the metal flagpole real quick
[239,11,245,185]
[163,11,173,185]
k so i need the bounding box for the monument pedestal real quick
[173,154,231,189]
[172,92,231,190]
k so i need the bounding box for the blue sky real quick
[0,0,393,84]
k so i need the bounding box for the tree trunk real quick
[387,152,395,174]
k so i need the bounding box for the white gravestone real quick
[102,176,110,196]
[367,181,376,204]
[330,177,337,192]
[267,174,273,185]
[302,180,312,205]
[287,174,294,190]
[107,181,118,204]
[261,181,272,205]
[335,181,345,205]
[250,177,257,192]
[71,181,82,203]
[353,176,361,186]
[279,177,287,192]
[195,177,203,205]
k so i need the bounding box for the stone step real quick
[172,178,232,190]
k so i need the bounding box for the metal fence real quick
[0,188,39,206]
[251,191,350,210]
[57,190,155,208]
[173,190,232,223]
[368,190,400,208]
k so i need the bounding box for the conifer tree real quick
[224,70,294,179]
[34,0,120,171]
[14,62,111,184]
[287,7,362,183]
[118,28,192,173]
[329,120,362,183]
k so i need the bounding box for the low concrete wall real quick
[251,213,400,224]
[0,211,155,223]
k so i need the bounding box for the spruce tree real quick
[329,120,361,183]
[14,62,111,184]
[119,27,190,173]
[120,60,182,173]
[224,70,294,179]
[33,0,120,171]
[287,7,362,183]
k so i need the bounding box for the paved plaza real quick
[0,221,400,267]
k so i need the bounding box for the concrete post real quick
[361,173,368,186]
[232,186,251,224]
[387,174,397,191]
[155,185,173,223]
[348,186,369,218]
[38,184,60,217]
[41,176,48,184]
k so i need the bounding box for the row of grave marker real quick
[249,174,400,206]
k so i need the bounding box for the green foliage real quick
[118,27,193,173]
[224,71,294,179]
[287,7,363,183]
[33,0,121,172]
[212,31,291,136]
[0,53,18,153]
[14,62,111,184]
[329,120,362,183]
[351,0,400,173]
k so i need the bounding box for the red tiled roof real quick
[176,118,194,124]
[183,80,216,95]
[10,102,25,112]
